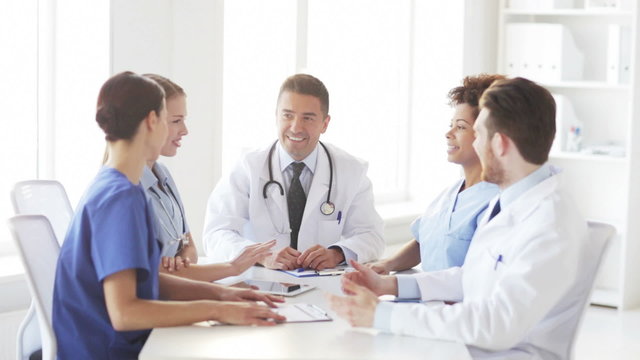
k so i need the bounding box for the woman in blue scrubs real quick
[53,72,284,359]
[140,74,275,281]
[369,74,504,274]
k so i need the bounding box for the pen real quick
[337,211,342,225]
[295,267,306,272]
[494,254,503,270]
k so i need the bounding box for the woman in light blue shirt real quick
[141,74,276,281]
[369,74,504,273]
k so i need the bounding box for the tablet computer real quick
[240,279,315,297]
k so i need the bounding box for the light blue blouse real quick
[411,179,499,271]
[141,163,190,257]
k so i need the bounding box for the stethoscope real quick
[262,140,335,216]
[149,182,188,253]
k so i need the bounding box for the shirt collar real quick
[277,142,319,174]
[140,163,170,190]
[500,162,553,209]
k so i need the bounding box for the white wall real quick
[110,0,224,252]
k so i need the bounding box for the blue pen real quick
[337,211,342,225]
[494,254,503,270]
[295,267,306,272]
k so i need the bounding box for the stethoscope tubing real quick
[262,140,334,214]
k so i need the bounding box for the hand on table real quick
[328,277,378,327]
[297,245,344,270]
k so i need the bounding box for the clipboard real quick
[273,303,332,323]
[280,267,348,278]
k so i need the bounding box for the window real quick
[0,0,38,255]
[222,0,415,202]
[0,0,109,256]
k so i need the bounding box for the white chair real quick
[11,180,72,360]
[11,180,74,246]
[566,220,615,359]
[8,215,59,360]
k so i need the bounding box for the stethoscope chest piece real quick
[320,201,335,216]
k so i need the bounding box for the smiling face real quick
[276,91,330,161]
[160,95,188,157]
[445,103,480,167]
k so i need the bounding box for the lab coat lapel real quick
[476,173,560,237]
[259,148,288,231]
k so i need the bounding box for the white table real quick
[139,267,472,360]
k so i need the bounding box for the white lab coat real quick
[203,142,384,263]
[383,170,589,359]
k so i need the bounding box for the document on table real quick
[280,267,349,277]
[197,303,332,327]
[273,303,332,323]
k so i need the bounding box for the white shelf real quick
[503,9,632,17]
[497,0,640,310]
[550,151,628,163]
[591,288,620,308]
[542,81,630,90]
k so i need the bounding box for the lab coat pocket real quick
[317,219,344,247]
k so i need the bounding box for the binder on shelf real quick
[607,24,631,84]
[508,0,573,10]
[504,23,584,82]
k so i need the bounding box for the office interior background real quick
[1,0,639,358]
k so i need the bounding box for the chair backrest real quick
[8,215,59,360]
[567,220,615,359]
[11,180,73,246]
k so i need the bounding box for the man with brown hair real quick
[330,77,590,359]
[204,74,384,270]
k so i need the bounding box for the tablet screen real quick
[242,280,315,297]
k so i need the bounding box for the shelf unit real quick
[497,0,640,310]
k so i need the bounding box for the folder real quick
[607,24,631,84]
[280,267,348,277]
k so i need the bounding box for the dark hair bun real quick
[95,71,165,141]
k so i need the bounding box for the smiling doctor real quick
[203,74,384,270]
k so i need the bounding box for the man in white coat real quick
[203,74,384,270]
[329,77,591,359]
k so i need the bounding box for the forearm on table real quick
[159,273,227,301]
[163,263,238,282]
[386,239,421,271]
[108,298,226,331]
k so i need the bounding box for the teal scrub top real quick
[411,179,499,271]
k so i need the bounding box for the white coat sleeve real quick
[333,166,384,263]
[202,161,255,262]
[380,208,584,351]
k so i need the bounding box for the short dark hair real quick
[143,73,185,100]
[448,74,507,118]
[96,71,165,142]
[277,74,329,116]
[479,77,556,165]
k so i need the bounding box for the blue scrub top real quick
[53,167,160,359]
[411,179,499,271]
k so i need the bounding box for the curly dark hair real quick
[447,74,507,118]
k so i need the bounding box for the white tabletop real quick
[139,267,472,360]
